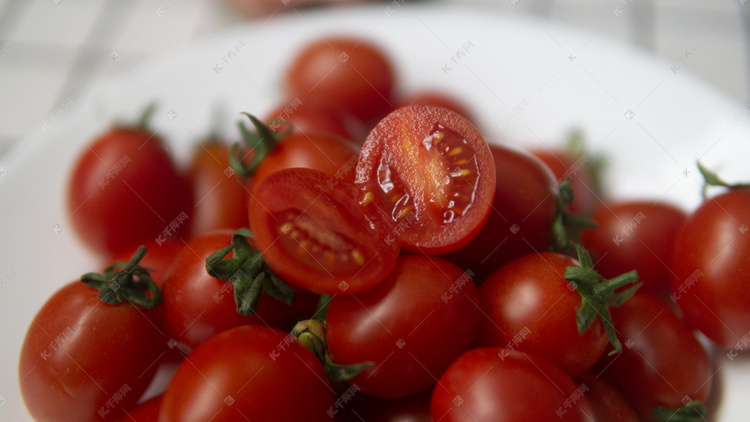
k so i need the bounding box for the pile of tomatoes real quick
[18,34,750,422]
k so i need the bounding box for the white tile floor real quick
[0,0,748,156]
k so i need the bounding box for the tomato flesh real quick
[356,105,495,255]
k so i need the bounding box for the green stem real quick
[698,161,750,198]
[653,400,708,422]
[228,113,286,179]
[80,245,162,309]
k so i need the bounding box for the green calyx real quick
[552,179,597,252]
[291,319,372,383]
[228,113,287,179]
[564,243,641,355]
[653,400,707,422]
[81,246,162,309]
[698,161,750,198]
[205,228,296,316]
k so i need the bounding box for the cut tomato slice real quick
[248,168,399,295]
[355,105,495,255]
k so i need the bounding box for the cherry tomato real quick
[285,36,395,124]
[593,294,713,421]
[581,200,686,298]
[531,147,598,216]
[574,373,638,422]
[19,282,164,422]
[670,188,750,349]
[431,347,594,422]
[161,231,317,351]
[249,168,399,295]
[188,141,249,237]
[355,105,496,255]
[398,90,476,124]
[265,99,367,144]
[158,325,335,422]
[443,143,558,281]
[118,395,162,422]
[476,252,607,376]
[67,125,193,255]
[327,255,479,398]
[248,131,359,194]
[335,389,432,422]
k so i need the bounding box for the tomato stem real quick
[136,102,157,131]
[291,319,372,383]
[80,245,162,309]
[205,228,297,316]
[564,243,641,355]
[653,400,707,422]
[228,113,286,179]
[698,161,750,198]
[552,180,597,253]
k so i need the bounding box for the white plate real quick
[1,3,748,420]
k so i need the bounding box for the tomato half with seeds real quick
[248,168,400,295]
[355,105,495,255]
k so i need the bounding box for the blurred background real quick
[0,0,748,157]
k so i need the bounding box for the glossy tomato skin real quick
[118,395,162,422]
[327,255,479,398]
[188,141,249,237]
[431,348,594,422]
[19,282,164,422]
[594,294,713,421]
[476,252,607,377]
[443,144,558,281]
[160,231,317,352]
[335,389,432,422]
[67,127,193,255]
[531,148,598,216]
[248,131,359,194]
[670,189,750,349]
[355,105,496,255]
[158,325,335,422]
[249,168,400,295]
[574,373,638,422]
[265,99,367,144]
[285,37,395,124]
[581,201,686,298]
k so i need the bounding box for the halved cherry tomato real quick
[355,104,496,255]
[327,255,479,398]
[398,90,476,124]
[248,168,399,295]
[158,325,335,422]
[285,36,395,124]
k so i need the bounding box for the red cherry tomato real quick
[248,168,399,295]
[160,231,316,351]
[67,126,192,255]
[574,373,638,422]
[327,255,479,398]
[594,294,713,421]
[19,282,164,422]
[159,325,335,422]
[285,36,395,124]
[581,200,686,298]
[443,143,558,280]
[188,141,250,237]
[118,395,162,422]
[670,187,750,349]
[265,99,367,144]
[476,252,607,376]
[248,131,359,193]
[355,105,496,255]
[431,347,594,422]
